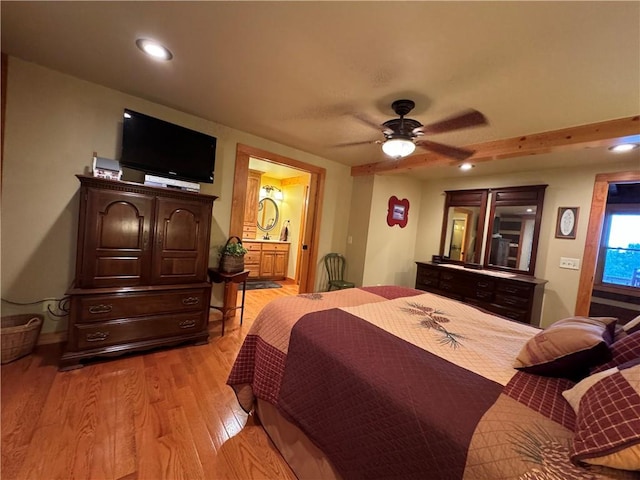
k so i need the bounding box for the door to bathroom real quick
[230,143,326,294]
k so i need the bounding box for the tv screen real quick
[120,109,216,184]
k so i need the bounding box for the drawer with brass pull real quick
[76,288,208,322]
[415,261,547,325]
[74,312,205,350]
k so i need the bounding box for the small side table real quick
[207,268,250,336]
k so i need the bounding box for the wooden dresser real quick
[60,175,217,370]
[415,261,547,325]
[243,240,290,280]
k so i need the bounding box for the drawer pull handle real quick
[442,274,454,280]
[179,319,197,329]
[86,331,110,342]
[88,304,113,314]
[477,291,492,298]
[182,297,200,306]
[503,287,518,294]
[503,297,519,305]
[477,282,490,288]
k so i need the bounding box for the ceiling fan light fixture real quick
[382,138,415,158]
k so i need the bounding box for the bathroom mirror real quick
[483,185,547,276]
[257,197,279,232]
[440,189,488,264]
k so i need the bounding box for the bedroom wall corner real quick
[345,175,374,287]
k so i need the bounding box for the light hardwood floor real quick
[1,281,299,480]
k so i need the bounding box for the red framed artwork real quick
[387,196,410,228]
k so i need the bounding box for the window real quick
[597,205,640,289]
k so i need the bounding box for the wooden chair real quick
[323,253,355,291]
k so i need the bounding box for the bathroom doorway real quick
[230,144,326,294]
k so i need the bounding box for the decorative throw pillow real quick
[613,323,628,342]
[624,315,640,335]
[592,330,640,374]
[562,362,640,470]
[513,316,616,380]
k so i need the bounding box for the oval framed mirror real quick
[257,197,279,232]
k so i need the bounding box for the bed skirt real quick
[256,398,341,480]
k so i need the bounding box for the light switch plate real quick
[560,257,580,270]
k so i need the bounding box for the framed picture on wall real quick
[555,207,579,239]
[387,196,410,228]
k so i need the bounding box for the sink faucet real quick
[263,232,270,240]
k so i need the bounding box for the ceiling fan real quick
[342,99,488,160]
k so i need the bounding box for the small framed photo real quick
[387,196,410,228]
[555,207,579,239]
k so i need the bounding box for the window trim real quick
[594,203,640,295]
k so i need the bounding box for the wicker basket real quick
[1,314,44,364]
[219,236,246,273]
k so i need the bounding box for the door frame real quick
[230,143,325,294]
[575,170,640,315]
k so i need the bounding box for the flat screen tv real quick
[120,109,216,184]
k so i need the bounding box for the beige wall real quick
[1,57,352,334]
[344,176,374,289]
[349,175,423,288]
[416,161,640,328]
[364,175,424,287]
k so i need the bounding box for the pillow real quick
[513,316,616,380]
[624,314,640,335]
[562,361,640,470]
[593,330,640,374]
[592,330,640,374]
[613,323,628,342]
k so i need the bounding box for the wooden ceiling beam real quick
[350,115,640,176]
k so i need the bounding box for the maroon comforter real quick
[227,286,633,479]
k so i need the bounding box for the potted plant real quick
[218,236,248,273]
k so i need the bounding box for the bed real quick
[227,286,640,479]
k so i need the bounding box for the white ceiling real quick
[2,1,639,178]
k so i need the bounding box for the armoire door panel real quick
[162,209,199,250]
[95,257,142,278]
[97,201,145,249]
[79,189,154,288]
[152,197,210,284]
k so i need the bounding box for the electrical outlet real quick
[559,257,580,270]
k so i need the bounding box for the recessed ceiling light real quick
[136,38,173,61]
[458,163,475,171]
[608,143,639,153]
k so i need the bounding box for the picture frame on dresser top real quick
[60,175,217,370]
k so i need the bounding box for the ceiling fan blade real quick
[353,113,393,135]
[332,139,380,148]
[413,109,487,135]
[415,139,475,160]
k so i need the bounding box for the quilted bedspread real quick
[227,286,635,479]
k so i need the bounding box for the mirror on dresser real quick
[483,185,547,276]
[439,184,547,276]
[439,189,488,265]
